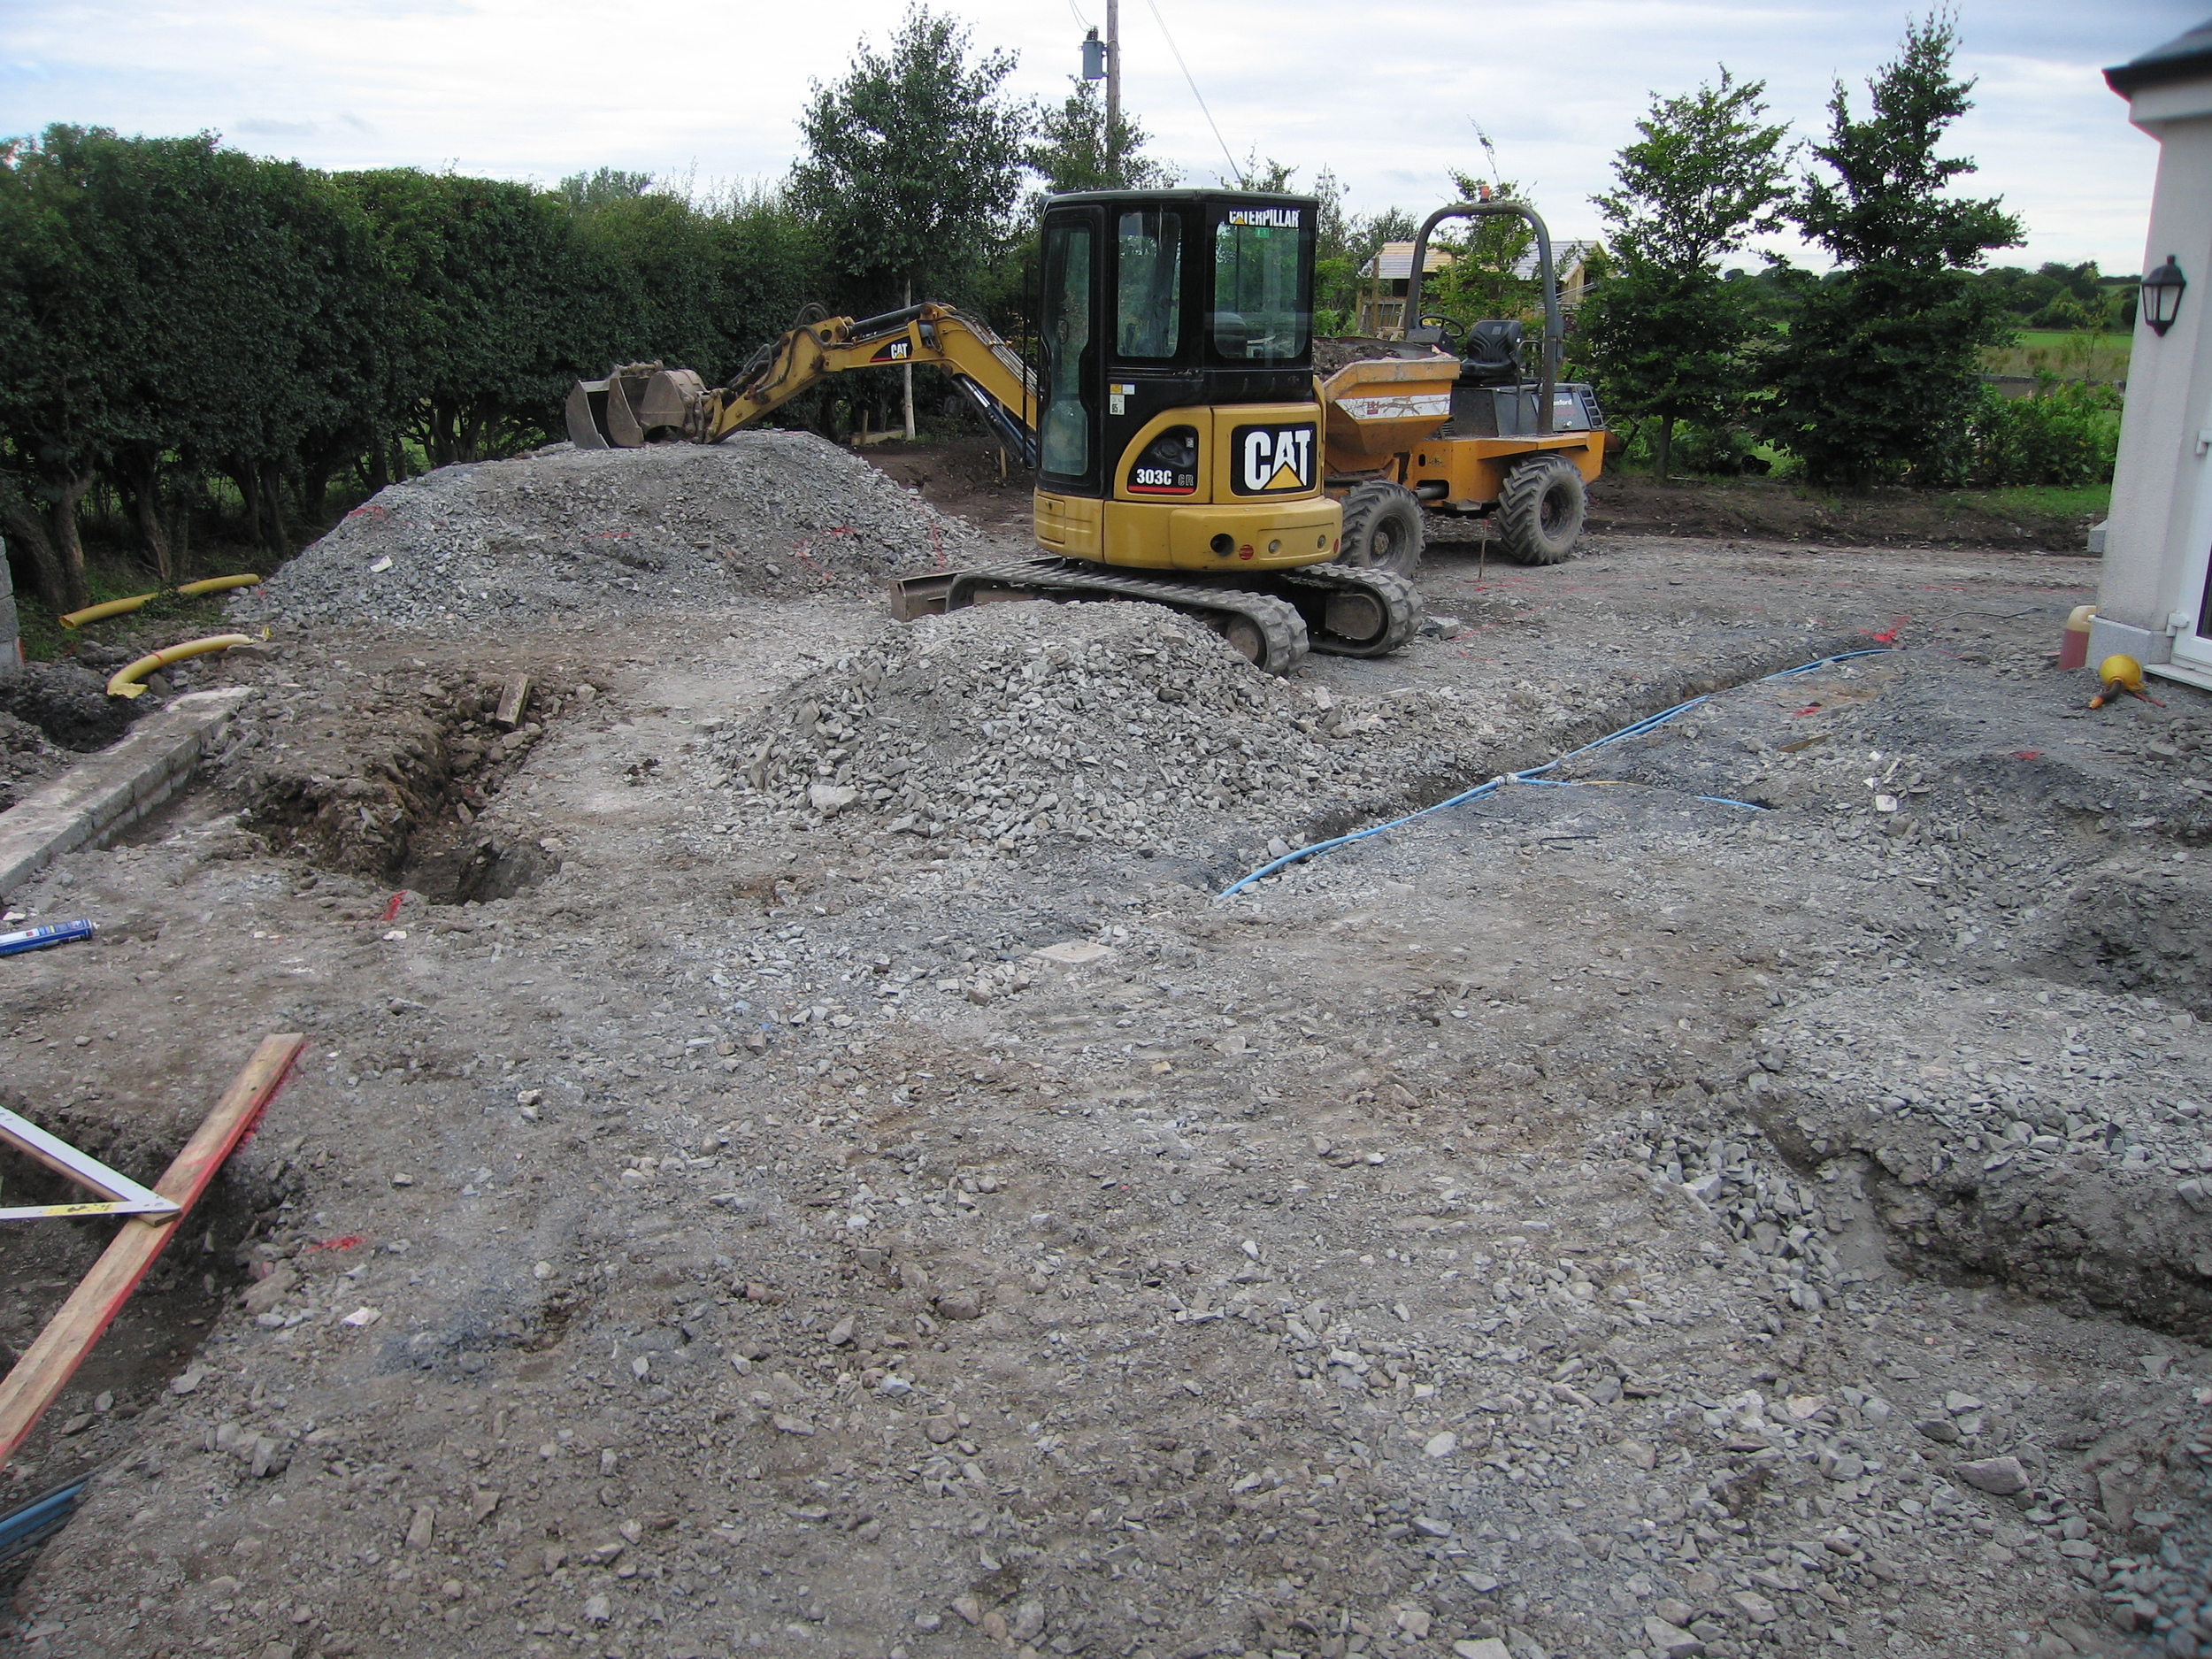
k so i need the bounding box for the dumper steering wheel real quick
[1417,313,1465,349]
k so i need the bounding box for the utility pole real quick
[902,280,916,441]
[1105,0,1121,181]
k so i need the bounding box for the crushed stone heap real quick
[715,600,1494,855]
[241,432,987,631]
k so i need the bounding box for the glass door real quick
[2176,427,2212,676]
[1038,211,1102,492]
[2177,534,2212,675]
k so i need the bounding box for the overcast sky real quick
[3,1,2200,274]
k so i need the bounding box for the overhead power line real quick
[1141,0,1242,188]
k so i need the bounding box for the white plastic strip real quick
[0,1103,180,1222]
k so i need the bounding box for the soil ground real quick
[2,439,2209,1659]
[862,434,2106,557]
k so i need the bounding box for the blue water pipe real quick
[1217,648,1893,896]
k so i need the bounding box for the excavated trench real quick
[1214,629,1876,889]
[0,1089,288,1600]
[231,669,586,902]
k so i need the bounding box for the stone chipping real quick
[237,432,989,632]
[11,509,2212,1659]
[712,601,1503,855]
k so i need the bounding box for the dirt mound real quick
[0,660,137,751]
[0,709,65,810]
[1586,471,2101,552]
[1313,335,1441,376]
[242,432,988,632]
[715,601,1490,856]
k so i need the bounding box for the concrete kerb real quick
[0,688,252,899]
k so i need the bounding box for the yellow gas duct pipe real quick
[59,574,262,630]
[105,634,255,700]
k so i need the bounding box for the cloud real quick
[1,0,2194,268]
[235,117,320,137]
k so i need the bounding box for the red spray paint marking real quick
[303,1234,365,1253]
[346,503,389,521]
[789,541,834,585]
[1793,704,1823,717]
[381,893,406,922]
[2013,749,2042,761]
[1863,616,1909,644]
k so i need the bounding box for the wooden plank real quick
[493,674,531,729]
[0,1033,305,1465]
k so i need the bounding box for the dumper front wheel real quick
[1337,481,1425,577]
[1497,457,1586,565]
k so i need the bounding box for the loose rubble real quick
[4,514,2210,1659]
[240,433,988,632]
[0,709,65,810]
[716,602,1484,857]
[0,658,140,752]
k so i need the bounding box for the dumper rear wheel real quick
[1497,457,1586,565]
[1336,481,1425,577]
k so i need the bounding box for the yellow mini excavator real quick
[567,189,1420,674]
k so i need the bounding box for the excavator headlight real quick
[1142,427,1200,471]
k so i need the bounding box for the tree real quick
[1765,12,2023,488]
[1576,69,1793,480]
[0,127,134,605]
[554,168,656,212]
[789,6,1030,315]
[701,184,825,364]
[1028,79,1170,194]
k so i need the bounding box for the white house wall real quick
[2098,85,2212,670]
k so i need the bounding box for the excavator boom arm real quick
[701,303,1038,466]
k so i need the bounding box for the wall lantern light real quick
[2144,254,2187,336]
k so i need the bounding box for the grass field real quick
[1978,482,2112,519]
[1983,330,2131,382]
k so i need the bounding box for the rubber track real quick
[945,557,1310,673]
[1279,564,1425,658]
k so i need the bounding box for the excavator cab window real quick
[1040,189,1317,500]
[1116,209,1183,359]
[1210,205,1311,365]
[1039,215,1099,486]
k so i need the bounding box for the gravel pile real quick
[714,601,1489,856]
[241,433,988,632]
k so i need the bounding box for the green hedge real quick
[0,127,823,607]
[1960,377,2120,488]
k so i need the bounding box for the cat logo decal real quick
[1231,423,1315,495]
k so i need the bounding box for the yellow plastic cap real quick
[2065,603,2097,632]
[2099,653,2145,691]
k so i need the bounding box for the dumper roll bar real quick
[1402,202,1563,436]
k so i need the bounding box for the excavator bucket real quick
[637,368,707,440]
[565,362,698,449]
[565,378,614,449]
